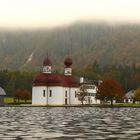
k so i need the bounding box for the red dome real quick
[33,73,47,84]
[33,73,79,87]
[33,74,62,85]
[64,57,72,67]
[46,74,63,83]
[43,57,52,66]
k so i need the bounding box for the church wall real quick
[32,86,47,105]
[70,88,81,104]
[62,87,80,105]
[47,86,64,105]
[63,87,70,104]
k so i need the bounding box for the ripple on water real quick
[0,107,140,139]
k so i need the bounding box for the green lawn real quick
[4,97,32,104]
[114,103,140,107]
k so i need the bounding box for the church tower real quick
[64,56,72,76]
[42,56,52,74]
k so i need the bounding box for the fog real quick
[0,0,140,29]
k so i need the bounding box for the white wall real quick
[70,87,81,104]
[32,85,101,105]
[32,86,47,105]
[48,86,64,105]
[32,86,64,105]
[32,86,80,105]
[84,96,100,104]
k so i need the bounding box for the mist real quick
[0,0,140,29]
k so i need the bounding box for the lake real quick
[0,107,140,140]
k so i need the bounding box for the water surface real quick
[0,107,140,139]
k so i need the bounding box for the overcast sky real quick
[0,0,140,29]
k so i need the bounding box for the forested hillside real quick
[0,22,140,71]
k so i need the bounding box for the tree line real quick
[0,70,35,97]
[73,61,140,92]
[0,61,139,100]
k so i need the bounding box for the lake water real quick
[0,107,140,140]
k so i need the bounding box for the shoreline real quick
[1,104,140,108]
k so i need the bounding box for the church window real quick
[49,90,52,97]
[65,91,67,97]
[43,90,45,97]
[75,91,77,98]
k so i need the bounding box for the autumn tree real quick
[15,89,23,102]
[21,89,32,102]
[133,87,140,104]
[77,85,88,105]
[14,88,31,103]
[96,80,124,105]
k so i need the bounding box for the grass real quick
[114,103,140,107]
[3,97,140,107]
[4,97,14,104]
[4,97,31,104]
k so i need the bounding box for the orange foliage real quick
[15,88,31,102]
[96,80,124,105]
[134,87,140,102]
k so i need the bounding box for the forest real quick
[0,61,140,97]
[0,22,140,96]
[0,22,140,70]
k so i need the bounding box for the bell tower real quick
[64,56,72,76]
[42,56,52,74]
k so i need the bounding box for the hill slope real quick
[0,22,140,70]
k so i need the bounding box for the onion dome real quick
[64,57,72,67]
[43,57,52,66]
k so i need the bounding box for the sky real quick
[0,0,140,29]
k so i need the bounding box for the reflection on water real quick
[0,107,140,139]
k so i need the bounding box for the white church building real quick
[32,56,100,105]
[32,56,81,105]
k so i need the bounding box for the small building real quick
[79,77,100,104]
[124,90,135,103]
[0,87,6,105]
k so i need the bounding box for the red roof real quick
[64,57,72,67]
[33,73,79,87]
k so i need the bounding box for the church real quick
[32,56,81,105]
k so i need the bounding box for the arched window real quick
[65,91,67,97]
[43,90,45,97]
[49,90,52,97]
[75,91,77,98]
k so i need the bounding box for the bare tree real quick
[77,85,88,105]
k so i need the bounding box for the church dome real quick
[33,73,63,86]
[43,57,52,66]
[64,57,72,67]
[46,74,63,83]
[33,73,79,87]
[33,73,47,84]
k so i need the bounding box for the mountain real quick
[0,22,140,71]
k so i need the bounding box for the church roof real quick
[33,73,79,87]
[0,87,6,96]
[125,90,135,99]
